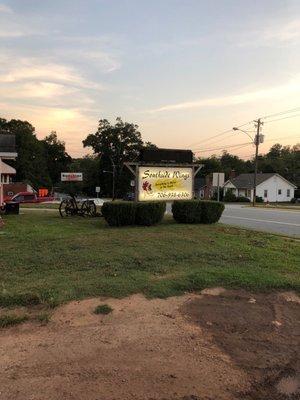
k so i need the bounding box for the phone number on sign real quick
[157,192,191,199]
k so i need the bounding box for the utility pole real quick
[253,118,263,207]
[233,118,264,207]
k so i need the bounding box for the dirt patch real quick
[0,291,299,400]
[182,290,300,400]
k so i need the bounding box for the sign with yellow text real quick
[138,166,193,201]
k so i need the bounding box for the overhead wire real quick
[187,106,299,151]
[193,141,252,153]
[261,107,300,120]
[263,113,300,124]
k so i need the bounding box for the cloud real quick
[2,81,78,99]
[263,19,300,42]
[0,59,103,90]
[237,18,300,47]
[0,4,12,13]
[149,76,300,113]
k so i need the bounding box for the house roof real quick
[0,159,16,174]
[225,173,296,189]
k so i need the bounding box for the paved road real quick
[220,204,300,237]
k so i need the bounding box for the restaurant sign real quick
[61,172,83,182]
[138,166,193,201]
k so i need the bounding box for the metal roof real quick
[227,173,277,189]
[0,134,16,153]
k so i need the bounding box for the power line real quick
[193,141,252,153]
[187,129,232,148]
[187,120,253,148]
[187,106,299,149]
[262,135,299,143]
[263,113,300,124]
[261,107,300,120]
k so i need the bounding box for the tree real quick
[0,118,51,188]
[83,117,156,197]
[41,131,72,186]
[258,143,300,186]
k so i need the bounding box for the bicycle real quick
[59,195,96,218]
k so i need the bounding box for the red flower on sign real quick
[142,181,153,193]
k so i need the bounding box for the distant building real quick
[195,176,214,199]
[0,135,17,206]
[223,173,296,202]
[2,182,35,202]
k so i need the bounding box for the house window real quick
[264,190,268,198]
[287,189,290,197]
[278,189,282,195]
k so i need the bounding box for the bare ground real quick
[0,289,299,400]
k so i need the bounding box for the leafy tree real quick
[0,118,51,188]
[258,143,300,186]
[83,117,156,197]
[69,156,101,196]
[41,131,72,185]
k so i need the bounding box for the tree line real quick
[0,117,299,197]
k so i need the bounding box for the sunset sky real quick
[0,0,299,158]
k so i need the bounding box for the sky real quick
[0,0,300,158]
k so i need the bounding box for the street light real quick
[233,119,264,207]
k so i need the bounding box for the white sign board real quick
[212,172,225,187]
[95,186,100,193]
[138,166,193,201]
[61,172,83,182]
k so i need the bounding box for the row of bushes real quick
[223,191,263,203]
[101,200,224,226]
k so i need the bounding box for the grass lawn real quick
[20,202,59,209]
[0,211,299,308]
[252,203,300,211]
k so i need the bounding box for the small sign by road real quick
[61,172,83,182]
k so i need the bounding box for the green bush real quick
[172,200,224,224]
[236,196,250,202]
[102,201,166,227]
[172,200,202,223]
[223,191,237,202]
[102,201,136,226]
[135,202,166,226]
[200,200,225,223]
[255,196,264,203]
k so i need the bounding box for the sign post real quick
[212,172,225,202]
[124,162,203,202]
[95,186,100,198]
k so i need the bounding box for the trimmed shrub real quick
[172,200,203,223]
[172,200,224,224]
[236,196,250,202]
[255,196,264,203]
[223,191,237,202]
[102,201,166,227]
[135,202,166,226]
[102,201,136,226]
[200,200,225,224]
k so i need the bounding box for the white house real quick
[223,173,297,202]
[0,135,17,206]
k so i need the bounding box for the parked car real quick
[9,191,54,204]
[123,192,135,201]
